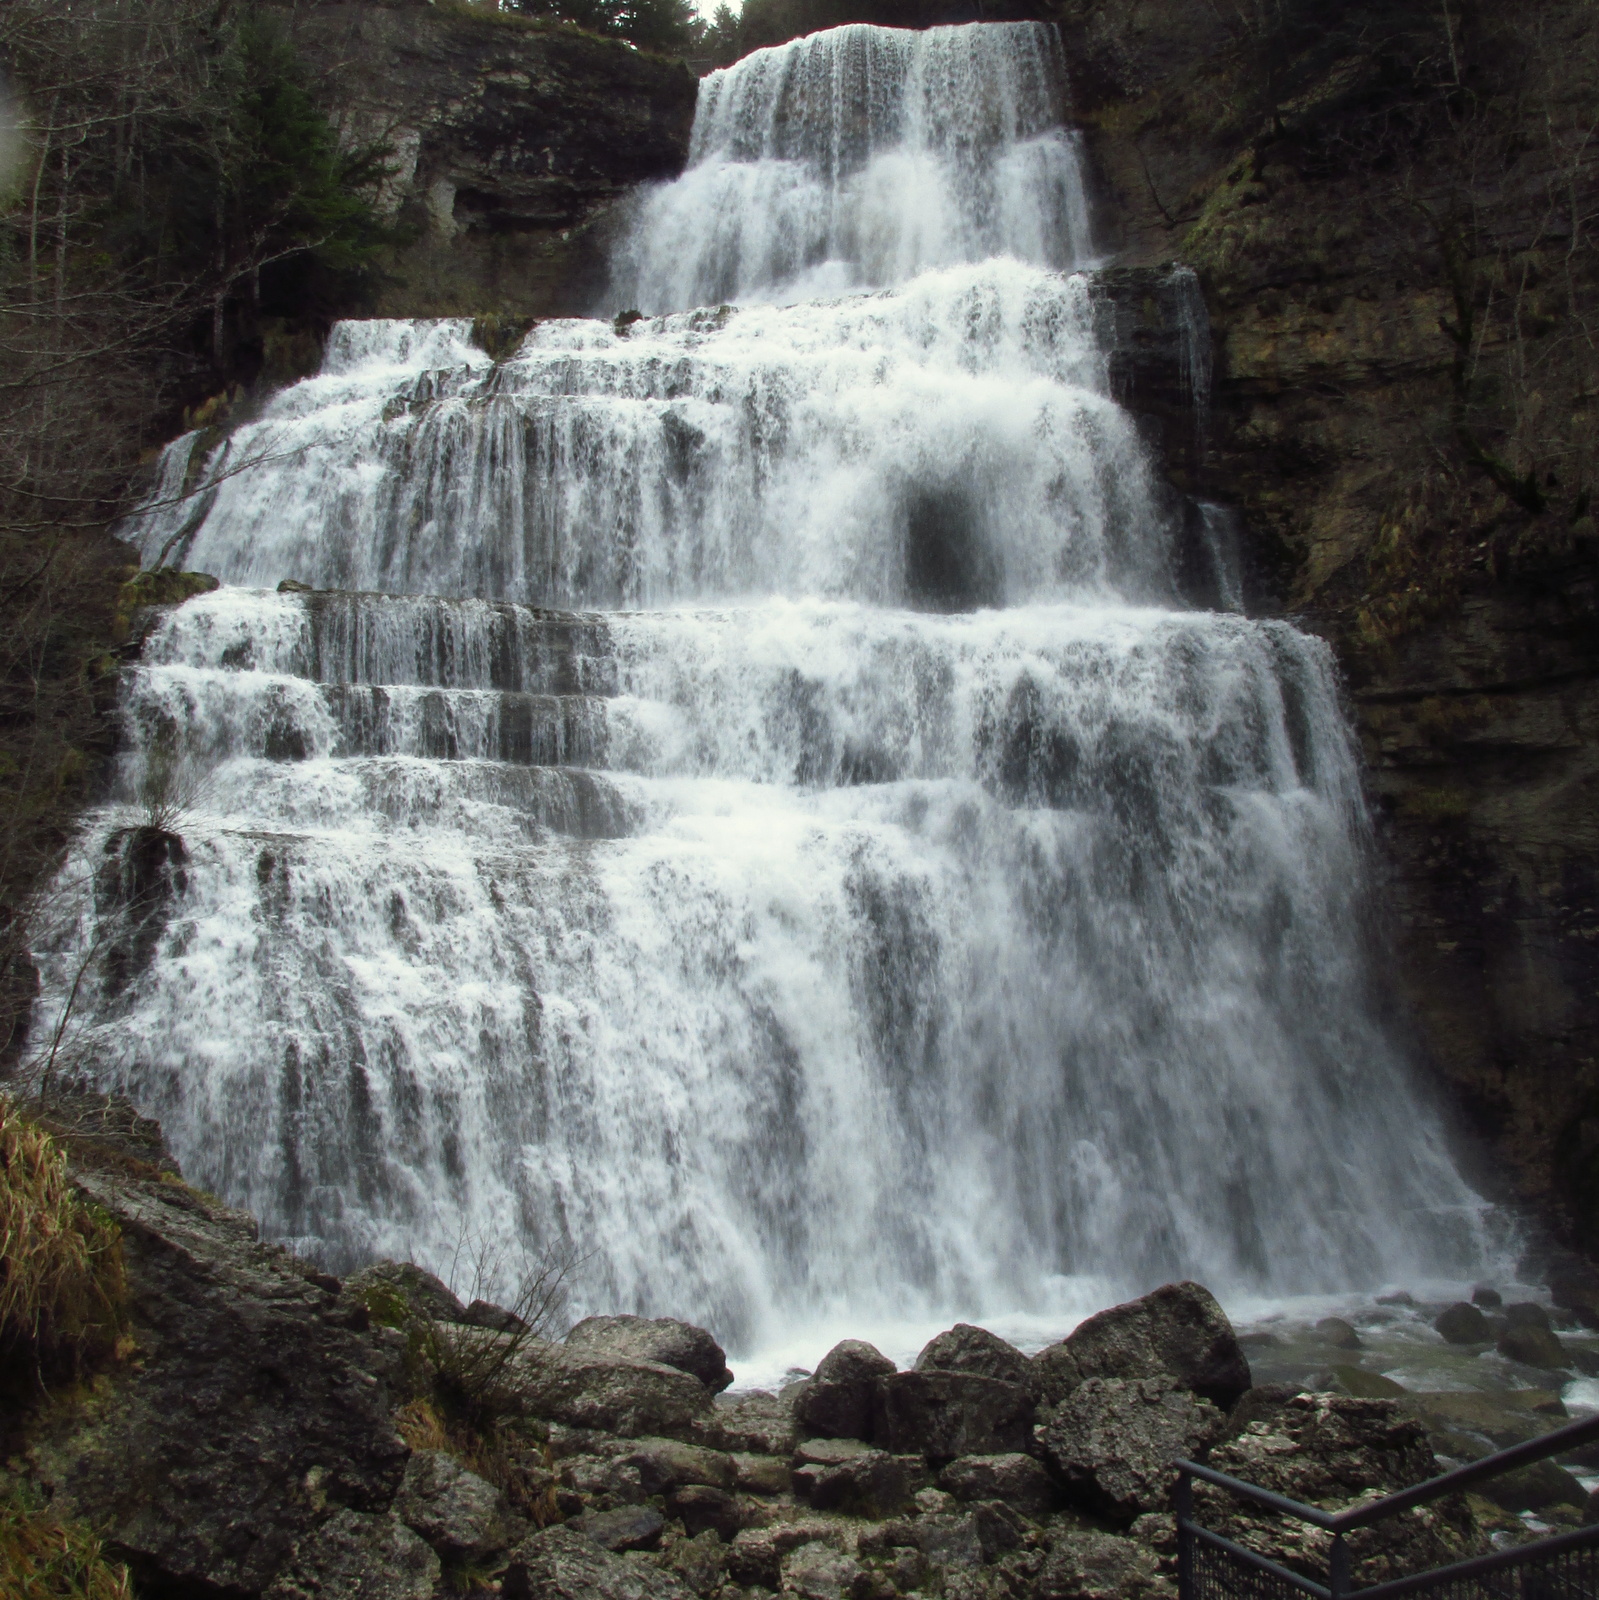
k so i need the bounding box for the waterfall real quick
[609,22,1097,312]
[38,21,1497,1355]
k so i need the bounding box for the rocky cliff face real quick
[1055,0,1599,1250]
[280,0,697,320]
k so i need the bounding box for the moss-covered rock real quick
[111,570,219,643]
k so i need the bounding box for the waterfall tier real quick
[35,20,1497,1353]
[133,265,1163,609]
[609,21,1095,312]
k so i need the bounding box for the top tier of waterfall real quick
[610,21,1095,313]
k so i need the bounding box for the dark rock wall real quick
[279,0,698,319]
[1053,0,1599,1245]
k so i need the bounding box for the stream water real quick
[39,21,1505,1364]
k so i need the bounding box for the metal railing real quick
[1175,1408,1599,1600]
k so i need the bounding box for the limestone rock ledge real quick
[279,0,698,319]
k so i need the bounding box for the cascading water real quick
[37,21,1498,1359]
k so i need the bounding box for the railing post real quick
[1329,1531,1349,1600]
[1176,1466,1194,1600]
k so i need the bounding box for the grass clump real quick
[0,1100,126,1381]
[0,1485,133,1600]
[396,1395,561,1530]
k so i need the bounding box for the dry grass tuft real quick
[396,1395,561,1528]
[0,1099,125,1377]
[0,1487,133,1600]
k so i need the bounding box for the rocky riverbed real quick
[7,1096,1598,1599]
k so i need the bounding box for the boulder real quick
[503,1524,692,1600]
[24,1162,410,1597]
[344,1259,466,1325]
[906,1503,1027,1567]
[727,1522,845,1589]
[1208,1393,1437,1503]
[1314,1317,1362,1350]
[561,1452,648,1504]
[1471,1286,1503,1308]
[1034,1530,1174,1600]
[1434,1302,1489,1344]
[795,1436,875,1465]
[733,1452,791,1494]
[1475,1459,1586,1513]
[1042,1377,1225,1523]
[1051,1282,1251,1409]
[1202,1394,1478,1588]
[462,1298,529,1334]
[1332,1366,1407,1399]
[714,1388,802,1455]
[1506,1302,1552,1330]
[517,1345,714,1437]
[565,1315,734,1394]
[937,1453,1057,1518]
[392,1448,517,1561]
[667,1528,728,1596]
[1496,1323,1568,1369]
[262,1509,440,1600]
[1031,1341,1084,1408]
[782,1540,868,1600]
[572,1505,666,1552]
[668,1484,744,1541]
[794,1340,896,1442]
[873,1370,1034,1461]
[916,1324,1034,1392]
[1398,1388,1566,1455]
[622,1436,737,1495]
[793,1447,911,1517]
[1223,1382,1300,1436]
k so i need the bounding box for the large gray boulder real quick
[572,1505,666,1552]
[714,1388,804,1455]
[792,1441,911,1517]
[727,1522,847,1589]
[503,1524,693,1600]
[915,1324,1033,1392]
[782,1539,869,1600]
[1201,1393,1478,1588]
[517,1344,715,1437]
[1031,1341,1084,1408]
[1434,1302,1490,1344]
[1034,1530,1174,1600]
[1497,1323,1567,1369]
[620,1436,738,1495]
[666,1527,729,1595]
[262,1509,440,1600]
[343,1259,467,1325]
[794,1340,896,1441]
[937,1453,1057,1518]
[565,1314,734,1394]
[23,1160,410,1597]
[874,1370,1034,1461]
[392,1448,517,1561]
[668,1483,743,1541]
[1042,1376,1226,1523]
[875,1502,1028,1568]
[1208,1392,1443,1504]
[1038,1282,1251,1410]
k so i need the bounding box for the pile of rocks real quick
[7,1102,1491,1600]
